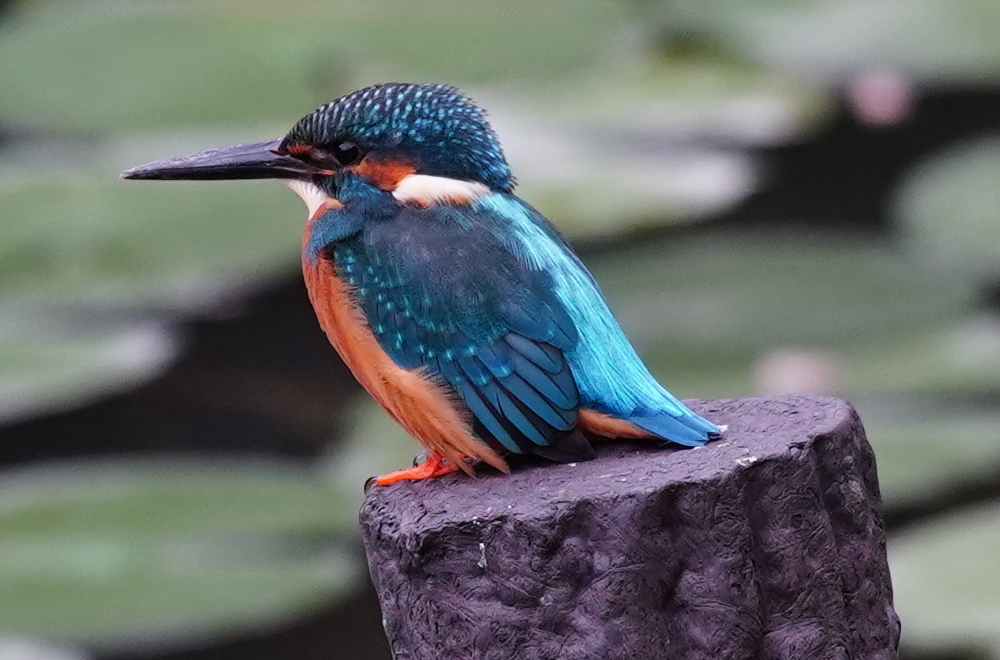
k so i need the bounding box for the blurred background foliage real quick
[0,0,998,658]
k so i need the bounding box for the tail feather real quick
[531,428,595,463]
[579,404,720,447]
[628,412,716,446]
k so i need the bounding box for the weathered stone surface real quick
[360,395,900,660]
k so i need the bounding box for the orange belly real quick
[301,225,507,475]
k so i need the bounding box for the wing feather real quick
[332,202,587,458]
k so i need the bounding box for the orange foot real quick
[374,452,462,486]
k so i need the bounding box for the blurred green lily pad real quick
[0,458,358,649]
[572,230,978,404]
[895,136,1000,283]
[0,0,626,132]
[592,230,973,357]
[516,146,756,240]
[861,405,1000,506]
[890,503,1000,655]
[645,0,1000,83]
[846,315,1000,397]
[0,169,302,308]
[0,315,177,422]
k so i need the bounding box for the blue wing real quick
[472,193,720,446]
[326,201,594,460]
[314,191,719,456]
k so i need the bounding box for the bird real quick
[122,82,721,485]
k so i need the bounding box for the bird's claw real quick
[370,452,463,486]
[412,450,429,467]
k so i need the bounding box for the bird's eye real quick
[332,141,362,166]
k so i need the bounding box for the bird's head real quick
[122,83,514,214]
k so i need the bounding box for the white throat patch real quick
[285,179,332,220]
[392,174,489,206]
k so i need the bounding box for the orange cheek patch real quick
[353,156,416,191]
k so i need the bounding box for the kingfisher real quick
[123,83,720,485]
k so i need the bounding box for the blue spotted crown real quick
[284,83,514,192]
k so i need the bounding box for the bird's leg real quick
[373,451,462,486]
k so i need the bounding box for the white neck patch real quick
[285,179,333,220]
[392,174,489,206]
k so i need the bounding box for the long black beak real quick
[121,139,324,181]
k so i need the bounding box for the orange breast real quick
[301,220,507,475]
